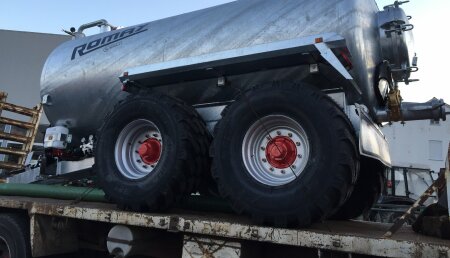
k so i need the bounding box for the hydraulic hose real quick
[0,184,107,202]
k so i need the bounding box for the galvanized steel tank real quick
[41,0,392,138]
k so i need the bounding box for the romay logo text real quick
[71,23,149,60]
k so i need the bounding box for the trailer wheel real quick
[211,82,359,227]
[0,213,31,258]
[331,158,385,220]
[95,92,210,211]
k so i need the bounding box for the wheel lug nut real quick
[143,165,148,169]
[153,133,159,138]
[298,154,302,158]
[137,160,142,163]
[296,142,301,146]
[288,133,293,137]
[135,150,139,154]
[145,134,150,138]
[262,158,267,163]
[281,170,286,174]
[261,147,266,151]
[276,131,281,135]
[269,167,274,171]
[291,165,296,169]
[151,165,155,168]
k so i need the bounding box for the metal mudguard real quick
[120,32,360,96]
[353,104,391,167]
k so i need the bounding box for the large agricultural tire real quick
[0,213,31,258]
[332,158,385,220]
[211,82,359,227]
[94,92,210,211]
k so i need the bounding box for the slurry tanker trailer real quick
[38,0,447,226]
[1,1,450,256]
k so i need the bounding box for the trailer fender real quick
[119,32,361,98]
[350,104,391,167]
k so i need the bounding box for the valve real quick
[384,1,410,10]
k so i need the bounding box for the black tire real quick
[413,203,450,239]
[211,82,359,227]
[95,92,210,211]
[0,213,31,258]
[332,158,385,220]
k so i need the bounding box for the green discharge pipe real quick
[0,183,107,202]
[0,183,234,213]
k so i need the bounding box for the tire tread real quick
[211,81,359,227]
[95,91,210,211]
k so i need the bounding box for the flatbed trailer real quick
[0,196,448,258]
[1,1,449,257]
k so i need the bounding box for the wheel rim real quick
[242,115,310,186]
[0,237,11,258]
[115,119,163,180]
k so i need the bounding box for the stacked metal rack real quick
[0,91,42,172]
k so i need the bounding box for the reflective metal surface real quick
[376,98,447,123]
[107,225,135,257]
[241,115,309,186]
[357,105,392,166]
[377,4,415,83]
[77,19,117,35]
[41,0,386,139]
[114,119,162,180]
[122,33,356,89]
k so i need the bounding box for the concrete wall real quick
[382,106,450,173]
[0,29,70,124]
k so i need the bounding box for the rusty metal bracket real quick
[386,87,403,123]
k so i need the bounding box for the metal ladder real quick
[0,91,42,172]
[383,143,450,238]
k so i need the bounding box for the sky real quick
[1,0,449,103]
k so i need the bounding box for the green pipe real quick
[0,184,107,202]
[0,183,234,213]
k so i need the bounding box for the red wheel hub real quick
[138,138,161,165]
[265,136,297,169]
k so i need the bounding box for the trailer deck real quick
[0,196,448,257]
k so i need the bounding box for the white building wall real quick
[382,105,450,173]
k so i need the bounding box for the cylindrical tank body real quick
[41,0,384,140]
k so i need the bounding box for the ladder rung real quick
[0,117,35,129]
[0,147,27,156]
[0,102,39,117]
[0,131,29,143]
[0,161,22,170]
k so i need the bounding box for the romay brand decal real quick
[71,23,149,60]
